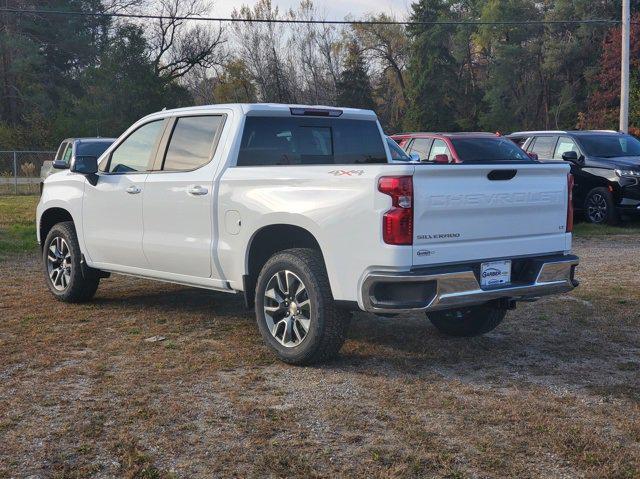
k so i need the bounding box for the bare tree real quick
[231,0,294,103]
[145,0,226,81]
[352,14,409,102]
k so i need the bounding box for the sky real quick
[213,0,413,20]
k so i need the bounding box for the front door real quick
[82,119,167,269]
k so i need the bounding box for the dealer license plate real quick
[480,260,511,287]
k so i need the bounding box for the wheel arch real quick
[243,224,326,308]
[39,207,75,249]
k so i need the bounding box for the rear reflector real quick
[566,174,574,233]
[290,107,343,117]
[378,176,413,245]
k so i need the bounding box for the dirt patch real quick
[1,238,639,478]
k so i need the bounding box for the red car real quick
[390,132,533,164]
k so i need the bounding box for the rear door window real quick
[237,117,386,166]
[428,139,452,162]
[407,138,432,161]
[162,115,225,171]
[530,136,558,160]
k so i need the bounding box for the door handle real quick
[188,185,208,196]
[126,185,142,194]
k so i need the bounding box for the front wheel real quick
[254,248,349,365]
[43,221,100,303]
[428,305,507,337]
[584,187,618,225]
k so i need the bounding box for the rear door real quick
[412,163,570,267]
[142,114,227,279]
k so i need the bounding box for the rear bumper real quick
[361,254,579,314]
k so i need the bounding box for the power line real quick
[0,7,628,26]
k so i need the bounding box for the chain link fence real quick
[0,151,56,195]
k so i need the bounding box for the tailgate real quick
[412,163,570,266]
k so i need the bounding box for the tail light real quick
[378,176,413,245]
[566,174,574,233]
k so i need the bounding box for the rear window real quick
[450,138,532,163]
[237,116,386,166]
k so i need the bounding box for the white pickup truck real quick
[37,104,579,364]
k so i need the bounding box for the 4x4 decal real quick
[328,170,364,176]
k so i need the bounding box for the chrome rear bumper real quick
[361,254,579,314]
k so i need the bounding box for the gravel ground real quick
[0,237,639,478]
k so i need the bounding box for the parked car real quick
[390,132,533,164]
[507,130,640,224]
[37,104,579,365]
[41,138,115,193]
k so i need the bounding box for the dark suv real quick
[507,130,640,224]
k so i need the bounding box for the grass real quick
[573,219,640,237]
[0,195,38,257]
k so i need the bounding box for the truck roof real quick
[146,103,378,121]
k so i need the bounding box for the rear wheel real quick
[584,187,618,225]
[428,305,507,337]
[43,221,100,303]
[254,248,349,365]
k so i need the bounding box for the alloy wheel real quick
[263,270,311,348]
[587,193,608,223]
[47,236,71,291]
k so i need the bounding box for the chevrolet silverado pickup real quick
[37,104,579,364]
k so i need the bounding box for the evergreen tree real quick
[336,42,376,110]
[403,0,459,132]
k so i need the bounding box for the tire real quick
[42,221,100,303]
[428,305,507,337]
[584,187,618,225]
[254,248,349,365]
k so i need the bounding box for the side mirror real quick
[71,156,99,185]
[433,154,449,164]
[528,152,539,161]
[409,152,420,162]
[562,151,584,166]
[52,160,69,170]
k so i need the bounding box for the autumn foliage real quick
[580,14,640,131]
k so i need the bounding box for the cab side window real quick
[407,138,432,161]
[553,136,578,160]
[428,139,452,162]
[162,115,225,171]
[106,120,165,173]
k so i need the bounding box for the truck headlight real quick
[615,169,640,177]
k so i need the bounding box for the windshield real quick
[76,140,114,158]
[450,137,532,162]
[386,137,411,161]
[578,134,640,157]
